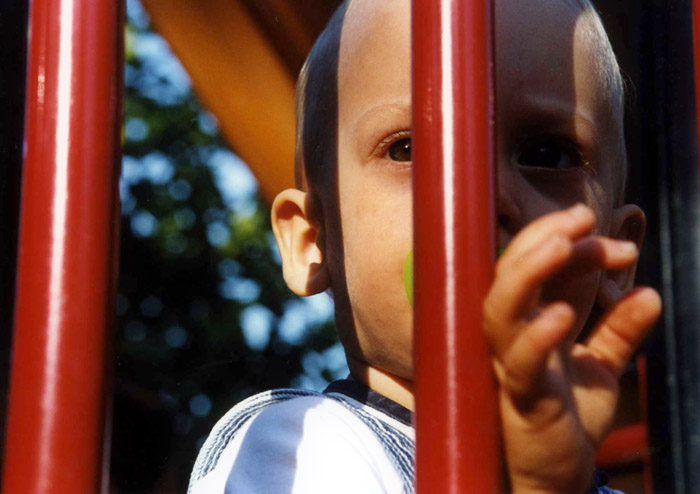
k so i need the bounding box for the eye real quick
[387,137,412,162]
[517,139,580,169]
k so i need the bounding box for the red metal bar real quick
[637,355,654,494]
[412,0,500,492]
[595,423,648,470]
[2,0,123,491]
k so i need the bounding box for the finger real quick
[486,235,639,355]
[558,237,639,277]
[493,302,576,400]
[485,234,572,353]
[585,287,662,377]
[497,203,595,275]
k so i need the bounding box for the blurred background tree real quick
[111,2,347,491]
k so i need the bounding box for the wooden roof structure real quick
[141,0,342,202]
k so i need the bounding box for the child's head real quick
[272,0,644,400]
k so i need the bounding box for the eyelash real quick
[376,129,412,161]
[372,131,593,174]
[516,135,593,173]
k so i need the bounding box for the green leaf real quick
[403,250,413,306]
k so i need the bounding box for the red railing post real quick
[2,0,123,491]
[412,0,500,492]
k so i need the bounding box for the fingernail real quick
[571,203,589,219]
[620,241,638,256]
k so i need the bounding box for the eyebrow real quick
[353,101,411,135]
[356,98,598,132]
[351,101,412,158]
[517,94,598,131]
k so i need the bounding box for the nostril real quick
[497,214,510,228]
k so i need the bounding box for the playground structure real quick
[1,0,700,492]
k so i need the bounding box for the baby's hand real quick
[483,204,662,494]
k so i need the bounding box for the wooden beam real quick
[240,0,341,77]
[142,0,298,202]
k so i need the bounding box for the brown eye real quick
[388,137,412,162]
[518,140,577,169]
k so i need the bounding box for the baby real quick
[190,0,662,492]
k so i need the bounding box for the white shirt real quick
[190,391,414,494]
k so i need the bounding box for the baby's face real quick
[332,0,626,379]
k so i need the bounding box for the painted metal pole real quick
[2,0,123,491]
[412,0,500,492]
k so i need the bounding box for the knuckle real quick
[482,297,497,327]
[494,256,508,278]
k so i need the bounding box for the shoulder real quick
[190,392,404,494]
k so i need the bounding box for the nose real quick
[496,165,522,235]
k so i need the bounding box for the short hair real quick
[574,0,628,202]
[295,0,627,202]
[294,1,348,198]
[575,1,625,123]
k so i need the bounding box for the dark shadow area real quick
[596,1,700,492]
[0,0,29,467]
[495,1,602,338]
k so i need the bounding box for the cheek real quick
[336,169,415,373]
[337,159,413,297]
[342,183,413,316]
[520,169,612,232]
[543,271,601,339]
[517,171,610,336]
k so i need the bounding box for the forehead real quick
[495,0,611,124]
[336,0,613,131]
[496,0,583,82]
[337,0,411,127]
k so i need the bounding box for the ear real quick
[597,204,646,310]
[271,189,330,296]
